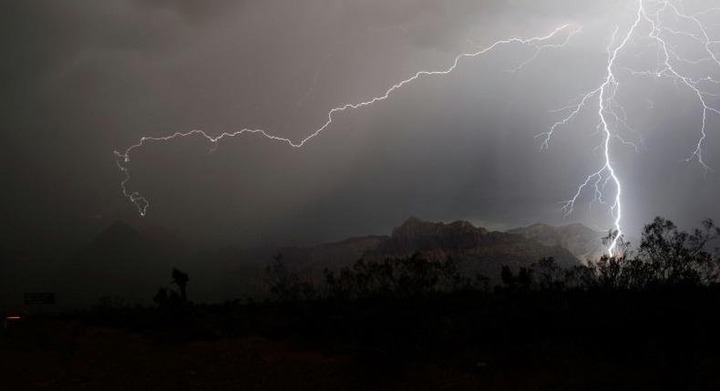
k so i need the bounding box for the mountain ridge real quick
[507,222,606,262]
[55,217,601,307]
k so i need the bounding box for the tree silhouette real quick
[172,268,189,302]
[638,217,720,286]
[266,253,316,302]
[153,287,169,307]
[153,268,191,309]
[585,217,720,289]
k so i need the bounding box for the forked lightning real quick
[115,0,719,257]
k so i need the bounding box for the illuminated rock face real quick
[271,217,583,283]
[508,223,606,263]
[365,218,580,279]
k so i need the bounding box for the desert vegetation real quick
[4,216,720,389]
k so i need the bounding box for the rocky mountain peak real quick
[392,217,487,239]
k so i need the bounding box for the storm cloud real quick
[2,0,719,254]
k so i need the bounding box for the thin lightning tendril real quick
[115,24,580,217]
[115,0,719,258]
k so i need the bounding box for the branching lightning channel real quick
[115,24,580,217]
[541,0,720,256]
[115,0,719,258]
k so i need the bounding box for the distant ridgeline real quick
[274,217,603,281]
[52,218,603,307]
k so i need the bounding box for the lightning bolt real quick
[541,0,720,256]
[115,0,719,258]
[115,24,581,217]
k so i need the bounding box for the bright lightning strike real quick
[115,0,719,258]
[115,24,580,217]
[542,0,720,256]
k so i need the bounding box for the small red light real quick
[5,315,21,321]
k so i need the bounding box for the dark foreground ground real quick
[4,289,720,390]
[2,322,530,390]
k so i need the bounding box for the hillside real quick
[508,223,605,262]
[364,218,579,279]
[274,218,581,282]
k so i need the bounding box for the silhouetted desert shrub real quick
[586,217,720,290]
[62,217,720,387]
[323,253,476,300]
[497,218,720,292]
[154,268,192,310]
[266,252,482,302]
[265,253,317,302]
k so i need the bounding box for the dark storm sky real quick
[2,0,719,252]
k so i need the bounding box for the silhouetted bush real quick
[265,253,316,302]
[154,268,192,310]
[265,252,486,302]
[172,268,189,301]
[323,253,475,300]
[66,216,720,387]
[586,217,720,290]
[496,218,720,292]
